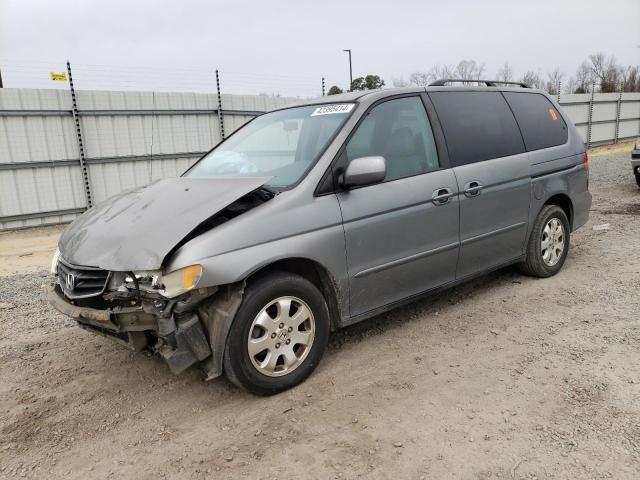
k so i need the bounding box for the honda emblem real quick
[65,273,75,291]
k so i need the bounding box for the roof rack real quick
[429,79,530,88]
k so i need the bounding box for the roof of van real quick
[278,86,548,111]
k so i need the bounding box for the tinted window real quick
[503,92,568,151]
[346,96,439,181]
[429,91,525,167]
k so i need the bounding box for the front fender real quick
[183,223,349,320]
[164,192,350,321]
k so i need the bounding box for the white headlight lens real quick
[161,264,202,298]
[50,248,60,274]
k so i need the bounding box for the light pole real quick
[343,49,352,91]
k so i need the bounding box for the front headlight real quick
[50,248,60,274]
[161,264,203,298]
[123,264,203,298]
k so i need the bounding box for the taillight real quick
[583,151,589,171]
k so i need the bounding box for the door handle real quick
[432,188,454,205]
[463,181,483,197]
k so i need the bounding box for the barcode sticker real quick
[311,104,355,116]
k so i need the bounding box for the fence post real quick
[586,81,596,149]
[614,84,622,144]
[215,69,225,141]
[322,77,325,96]
[66,61,93,209]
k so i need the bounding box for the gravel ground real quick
[1,146,639,479]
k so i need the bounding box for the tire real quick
[223,272,330,395]
[519,205,571,278]
[635,174,640,188]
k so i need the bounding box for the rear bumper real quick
[572,189,592,231]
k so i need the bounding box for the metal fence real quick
[0,86,298,230]
[1,87,639,230]
[557,91,640,147]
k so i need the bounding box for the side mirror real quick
[340,156,386,188]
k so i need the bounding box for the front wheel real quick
[519,205,571,278]
[223,272,330,395]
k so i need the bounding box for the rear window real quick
[429,91,525,167]
[503,92,568,151]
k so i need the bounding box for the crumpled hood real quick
[59,176,271,271]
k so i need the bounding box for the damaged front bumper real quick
[48,283,227,377]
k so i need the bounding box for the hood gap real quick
[161,187,276,269]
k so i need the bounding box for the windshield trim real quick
[181,103,357,192]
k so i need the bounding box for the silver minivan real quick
[49,80,591,395]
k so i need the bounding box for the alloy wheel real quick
[247,296,315,377]
[541,218,565,266]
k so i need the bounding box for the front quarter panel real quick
[164,190,349,319]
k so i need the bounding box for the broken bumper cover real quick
[47,284,212,375]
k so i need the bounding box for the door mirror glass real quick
[341,156,386,188]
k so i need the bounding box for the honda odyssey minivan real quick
[49,80,591,395]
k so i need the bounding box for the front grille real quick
[58,261,110,299]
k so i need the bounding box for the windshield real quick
[185,103,355,188]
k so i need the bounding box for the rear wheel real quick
[520,205,570,278]
[635,174,640,188]
[223,272,330,395]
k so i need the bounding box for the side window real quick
[429,91,525,167]
[345,96,439,181]
[503,92,568,151]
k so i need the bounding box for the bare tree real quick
[620,65,640,92]
[427,64,455,82]
[454,59,485,82]
[520,71,544,89]
[497,62,513,82]
[546,68,564,95]
[392,77,409,87]
[408,71,431,86]
[588,52,608,83]
[376,53,640,95]
[564,77,578,94]
[574,61,593,93]
[405,61,485,86]
[587,52,620,92]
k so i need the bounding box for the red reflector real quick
[583,151,589,171]
[549,108,558,121]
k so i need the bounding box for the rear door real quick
[429,90,530,279]
[336,95,459,318]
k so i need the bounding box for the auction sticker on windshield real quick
[311,104,355,116]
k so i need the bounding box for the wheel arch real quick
[543,193,574,229]
[245,257,342,331]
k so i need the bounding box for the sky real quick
[1,0,639,97]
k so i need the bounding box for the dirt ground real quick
[1,144,639,479]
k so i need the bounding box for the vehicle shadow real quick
[327,265,526,351]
